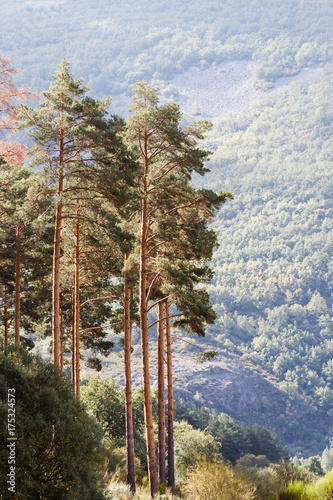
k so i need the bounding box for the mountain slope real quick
[1,0,332,459]
[1,0,332,99]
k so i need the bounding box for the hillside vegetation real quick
[1,0,333,464]
[1,0,332,97]
[199,67,333,454]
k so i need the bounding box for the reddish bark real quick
[166,300,175,489]
[4,286,8,347]
[74,210,81,397]
[158,300,166,484]
[71,288,75,386]
[60,310,64,373]
[14,224,22,346]
[140,187,158,497]
[52,162,64,367]
[124,280,136,493]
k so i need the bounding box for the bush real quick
[183,460,256,500]
[173,421,220,480]
[236,465,281,499]
[104,481,133,499]
[0,346,104,499]
[99,438,145,487]
[278,470,333,499]
[81,378,148,468]
[315,470,333,498]
[236,454,271,468]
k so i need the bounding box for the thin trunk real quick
[60,310,64,373]
[140,153,158,497]
[166,300,175,489]
[52,160,64,366]
[158,300,166,484]
[74,210,81,397]
[124,278,136,493]
[71,287,75,386]
[60,339,64,373]
[14,224,21,346]
[4,286,8,347]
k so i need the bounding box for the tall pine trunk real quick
[14,224,21,346]
[158,300,166,484]
[60,310,64,373]
[52,159,64,366]
[166,300,175,488]
[4,286,8,347]
[74,211,81,397]
[71,284,75,385]
[140,184,158,497]
[124,279,136,493]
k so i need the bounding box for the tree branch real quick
[147,295,170,313]
[80,295,118,307]
[171,336,204,352]
[148,314,182,330]
[79,321,121,334]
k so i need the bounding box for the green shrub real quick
[236,465,281,500]
[278,480,312,500]
[278,470,333,499]
[0,346,104,499]
[183,459,256,500]
[173,421,220,480]
[237,454,271,468]
[316,470,333,498]
[99,438,145,487]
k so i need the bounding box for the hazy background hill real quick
[2,0,332,98]
[2,0,333,458]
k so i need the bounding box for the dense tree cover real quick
[19,59,138,382]
[173,399,288,465]
[1,0,332,99]
[1,56,226,496]
[0,347,104,499]
[80,378,329,499]
[196,67,333,455]
[0,0,332,492]
[81,377,149,470]
[81,378,287,468]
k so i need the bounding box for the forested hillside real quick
[1,0,332,98]
[204,68,333,420]
[1,0,333,484]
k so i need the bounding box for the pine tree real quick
[150,184,232,487]
[125,81,230,496]
[123,253,138,493]
[20,59,137,367]
[59,189,134,397]
[0,162,53,347]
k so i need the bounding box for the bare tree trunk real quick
[124,278,136,493]
[166,300,175,489]
[74,210,81,397]
[60,310,64,373]
[4,286,8,347]
[158,300,166,484]
[52,161,64,366]
[14,224,21,346]
[140,177,158,497]
[71,287,75,386]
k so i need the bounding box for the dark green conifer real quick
[20,58,137,368]
[126,80,232,496]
